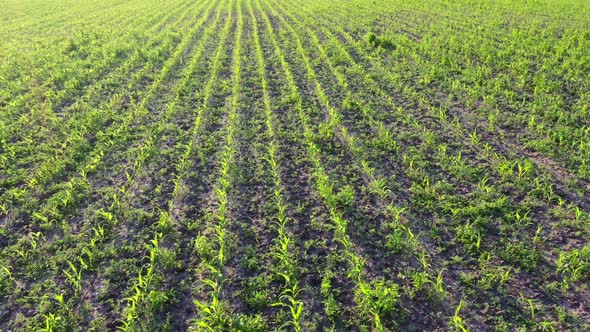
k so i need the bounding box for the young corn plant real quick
[119,233,162,331]
[41,313,65,332]
[193,264,226,330]
[518,291,536,320]
[62,260,83,295]
[557,245,590,283]
[449,300,469,332]
[272,281,303,332]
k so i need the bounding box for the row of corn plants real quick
[191,0,244,329]
[249,1,303,329]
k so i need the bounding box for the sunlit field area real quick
[1,0,590,330]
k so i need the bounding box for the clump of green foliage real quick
[365,31,395,49]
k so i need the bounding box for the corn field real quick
[1,0,590,330]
